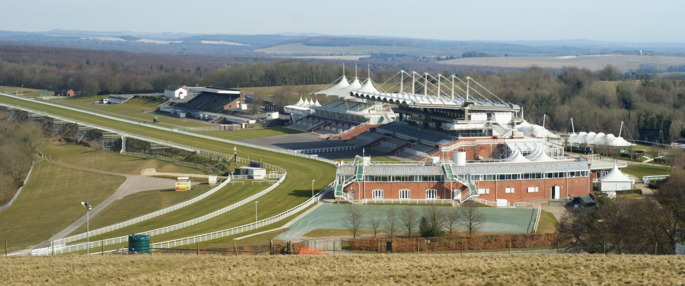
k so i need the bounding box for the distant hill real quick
[439,54,685,72]
[1,29,684,71]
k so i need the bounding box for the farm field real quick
[2,253,684,285]
[439,54,685,71]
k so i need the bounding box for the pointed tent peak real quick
[314,75,351,96]
[295,97,305,107]
[599,164,632,182]
[314,99,322,107]
[357,78,380,93]
[346,77,363,92]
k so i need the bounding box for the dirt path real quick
[33,157,176,248]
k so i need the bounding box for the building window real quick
[527,187,539,193]
[372,189,384,199]
[399,189,411,199]
[505,187,515,194]
[478,188,490,194]
[425,189,437,199]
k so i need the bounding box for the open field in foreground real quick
[2,254,684,285]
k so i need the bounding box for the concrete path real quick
[33,157,176,248]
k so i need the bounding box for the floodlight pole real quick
[312,179,315,198]
[255,201,258,223]
[81,201,92,255]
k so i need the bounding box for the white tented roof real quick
[525,146,555,162]
[315,75,351,97]
[567,130,632,146]
[345,77,363,92]
[504,149,530,163]
[515,120,560,139]
[599,165,632,182]
[356,78,380,94]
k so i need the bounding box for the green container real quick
[128,234,150,254]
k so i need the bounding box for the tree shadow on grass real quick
[288,189,313,198]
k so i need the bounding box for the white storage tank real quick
[453,150,467,166]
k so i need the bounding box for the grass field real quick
[55,96,210,128]
[0,86,51,98]
[0,94,335,248]
[621,164,671,179]
[0,141,215,250]
[0,146,124,250]
[2,253,684,285]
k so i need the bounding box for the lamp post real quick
[81,201,92,254]
[312,179,315,198]
[255,201,258,223]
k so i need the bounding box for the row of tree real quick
[559,151,685,254]
[2,44,685,141]
[342,204,485,239]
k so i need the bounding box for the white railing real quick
[642,175,669,184]
[440,138,506,153]
[38,174,286,255]
[51,177,233,246]
[360,199,453,205]
[533,205,542,233]
[469,197,499,207]
[153,183,334,249]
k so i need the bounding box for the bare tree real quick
[383,207,399,238]
[419,206,445,237]
[368,209,383,238]
[444,206,461,235]
[459,202,485,236]
[341,204,365,239]
[400,207,420,238]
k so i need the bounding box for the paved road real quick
[32,157,176,249]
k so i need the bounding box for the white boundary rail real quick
[36,175,287,255]
[51,177,233,246]
[0,94,336,165]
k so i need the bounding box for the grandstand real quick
[179,90,243,114]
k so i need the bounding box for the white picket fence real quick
[36,174,286,255]
[153,183,334,249]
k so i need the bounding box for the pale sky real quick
[3,0,684,42]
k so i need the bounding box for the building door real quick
[551,186,560,200]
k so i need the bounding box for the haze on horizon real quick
[3,0,684,43]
